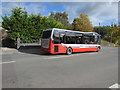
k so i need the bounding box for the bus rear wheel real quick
[66,47,72,55]
[96,47,100,52]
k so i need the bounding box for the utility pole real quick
[99,22,100,34]
[110,23,113,43]
[110,31,113,43]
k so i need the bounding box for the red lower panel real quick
[41,45,98,54]
[58,45,67,53]
[73,48,98,52]
[50,44,67,54]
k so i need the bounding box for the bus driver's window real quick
[59,31,65,44]
[53,30,60,44]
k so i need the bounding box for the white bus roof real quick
[52,28,85,33]
[44,28,100,36]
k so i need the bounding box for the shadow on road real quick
[18,46,95,56]
[18,46,52,56]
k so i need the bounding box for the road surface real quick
[1,47,118,88]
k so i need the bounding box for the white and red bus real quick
[40,28,101,55]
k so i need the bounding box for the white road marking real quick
[44,55,70,59]
[88,53,98,55]
[0,61,16,64]
[44,52,101,59]
[109,83,120,89]
[1,48,16,51]
[1,52,13,54]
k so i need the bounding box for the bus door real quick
[52,30,66,53]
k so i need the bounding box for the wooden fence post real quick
[17,38,20,49]
[38,38,41,45]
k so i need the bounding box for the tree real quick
[94,24,120,45]
[49,12,72,29]
[72,14,93,32]
[2,7,29,42]
[105,24,119,44]
[2,7,64,43]
[47,16,64,29]
[94,26,110,39]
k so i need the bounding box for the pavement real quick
[1,46,119,88]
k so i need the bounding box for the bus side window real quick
[66,32,76,44]
[94,35,101,44]
[75,33,83,44]
[82,35,91,44]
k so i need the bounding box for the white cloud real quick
[1,0,120,2]
[2,2,20,15]
[1,2,118,26]
[64,2,118,26]
[23,3,45,15]
[118,1,120,25]
[2,2,45,16]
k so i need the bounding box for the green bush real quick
[2,7,64,43]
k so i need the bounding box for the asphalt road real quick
[2,47,118,88]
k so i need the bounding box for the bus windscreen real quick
[42,30,52,38]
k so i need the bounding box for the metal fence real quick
[17,38,41,49]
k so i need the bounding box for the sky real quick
[1,1,118,26]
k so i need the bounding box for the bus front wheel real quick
[66,47,72,55]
